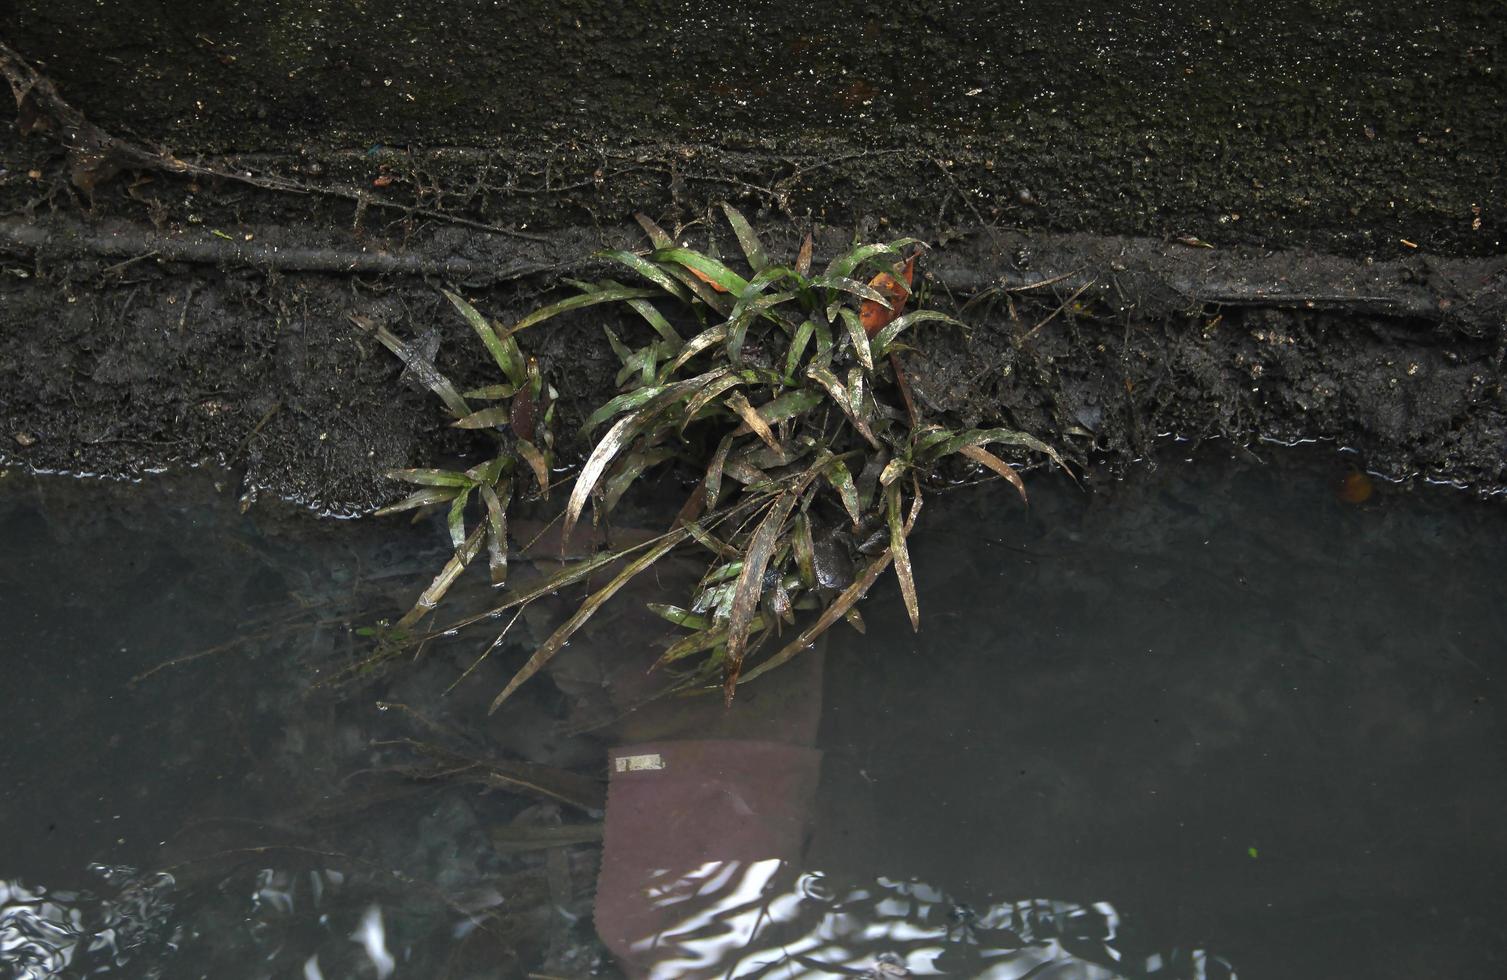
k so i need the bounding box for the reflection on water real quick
[610,858,1233,978]
[2,447,1505,978]
[0,866,176,979]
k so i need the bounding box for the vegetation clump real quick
[363,206,1064,709]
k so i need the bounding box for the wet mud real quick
[2,4,1506,508]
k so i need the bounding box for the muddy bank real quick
[2,7,1506,509]
[3,209,1505,512]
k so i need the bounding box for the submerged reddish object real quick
[1337,469,1374,504]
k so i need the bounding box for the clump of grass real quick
[367,206,1064,709]
[351,292,556,646]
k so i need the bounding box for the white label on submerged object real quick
[615,753,665,772]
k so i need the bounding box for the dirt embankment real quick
[1,7,1505,508]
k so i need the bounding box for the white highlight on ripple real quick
[350,904,395,979]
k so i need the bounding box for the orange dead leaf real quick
[687,266,730,293]
[859,253,917,337]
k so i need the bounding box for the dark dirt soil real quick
[2,6,1506,509]
[3,204,1505,512]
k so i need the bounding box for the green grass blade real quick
[386,468,475,487]
[721,202,770,272]
[653,247,750,295]
[374,486,459,516]
[396,522,486,631]
[661,323,728,379]
[681,372,744,430]
[448,486,473,550]
[479,479,509,586]
[806,366,880,448]
[565,375,721,544]
[443,290,526,386]
[886,482,920,631]
[822,457,862,528]
[452,405,511,429]
[837,308,875,373]
[461,384,517,401]
[809,274,891,308]
[823,240,917,280]
[725,290,797,365]
[624,297,684,347]
[502,285,659,339]
[785,318,815,380]
[604,446,677,512]
[648,603,712,631]
[932,427,1068,474]
[869,309,961,360]
[723,492,798,703]
[581,383,677,435]
[598,250,692,304]
[755,388,824,427]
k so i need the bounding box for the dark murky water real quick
[1,449,1503,978]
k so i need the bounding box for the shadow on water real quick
[0,445,1504,977]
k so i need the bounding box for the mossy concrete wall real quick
[5,0,1503,256]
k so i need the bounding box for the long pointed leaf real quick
[932,427,1068,474]
[598,250,691,303]
[724,493,799,703]
[837,308,875,373]
[604,446,677,512]
[806,366,880,448]
[958,444,1028,503]
[886,482,920,631]
[681,372,744,430]
[785,318,815,380]
[515,438,551,497]
[810,274,891,307]
[448,486,473,550]
[452,405,511,429]
[869,309,962,360]
[635,212,675,249]
[368,324,471,419]
[721,202,770,272]
[581,383,676,435]
[740,549,893,685]
[502,286,658,339]
[479,479,509,586]
[822,457,862,529]
[653,247,749,295]
[386,468,474,487]
[564,374,722,544]
[823,239,923,280]
[661,323,729,379]
[444,290,526,386]
[375,486,460,516]
[726,291,796,365]
[396,522,486,631]
[490,529,688,712]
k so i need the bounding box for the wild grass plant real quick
[364,206,1065,709]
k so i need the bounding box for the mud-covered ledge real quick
[4,213,1505,512]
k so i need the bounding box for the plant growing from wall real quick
[364,206,1064,709]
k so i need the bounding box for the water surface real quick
[1,449,1503,977]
